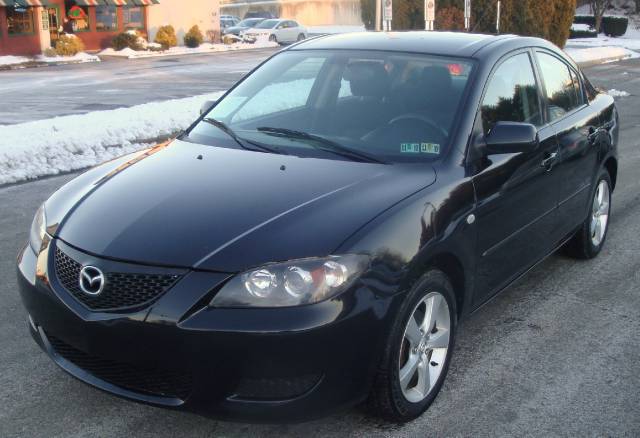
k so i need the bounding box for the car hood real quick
[53,140,436,272]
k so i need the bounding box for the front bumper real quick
[17,238,399,422]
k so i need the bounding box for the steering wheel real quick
[388,113,448,140]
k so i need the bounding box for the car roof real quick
[292,31,526,58]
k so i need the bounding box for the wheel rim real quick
[398,292,451,403]
[590,180,610,247]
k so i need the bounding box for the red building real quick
[0,0,159,56]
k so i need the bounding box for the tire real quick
[564,169,612,259]
[368,269,457,422]
[297,33,306,41]
[269,34,277,43]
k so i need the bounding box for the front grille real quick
[55,247,180,312]
[46,332,192,400]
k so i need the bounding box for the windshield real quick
[255,19,279,29]
[239,18,263,27]
[186,49,474,163]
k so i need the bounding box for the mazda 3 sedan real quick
[17,32,618,423]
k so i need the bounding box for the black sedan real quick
[17,32,618,423]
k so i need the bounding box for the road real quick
[0,48,277,125]
[0,60,639,437]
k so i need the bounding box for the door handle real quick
[541,152,558,171]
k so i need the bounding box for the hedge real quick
[602,16,629,37]
[574,15,597,27]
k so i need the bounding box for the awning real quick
[102,0,128,5]
[0,0,53,7]
[130,0,160,5]
[73,0,103,5]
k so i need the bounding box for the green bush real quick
[55,34,85,56]
[574,15,597,27]
[184,25,204,48]
[436,6,465,31]
[602,16,628,37]
[112,31,143,51]
[472,0,576,48]
[154,25,177,50]
[43,47,58,58]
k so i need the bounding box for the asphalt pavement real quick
[0,48,277,125]
[0,59,639,437]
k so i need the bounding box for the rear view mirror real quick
[200,100,217,115]
[485,121,538,155]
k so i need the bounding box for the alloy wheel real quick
[590,180,610,247]
[398,292,451,403]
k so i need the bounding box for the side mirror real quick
[200,99,217,115]
[485,121,538,155]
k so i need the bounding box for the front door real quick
[48,6,60,47]
[471,51,561,305]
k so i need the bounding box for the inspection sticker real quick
[401,143,441,154]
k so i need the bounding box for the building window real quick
[67,5,90,32]
[123,7,144,30]
[7,8,34,35]
[96,5,118,32]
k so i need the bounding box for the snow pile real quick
[99,40,277,59]
[607,89,631,97]
[571,23,594,31]
[564,46,639,64]
[0,91,224,185]
[35,52,100,64]
[0,55,30,66]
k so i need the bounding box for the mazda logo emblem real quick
[79,266,105,296]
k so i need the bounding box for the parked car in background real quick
[222,18,266,36]
[220,15,240,30]
[243,19,307,44]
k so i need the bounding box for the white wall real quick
[147,0,221,43]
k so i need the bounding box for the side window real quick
[537,52,582,122]
[570,69,585,106]
[481,52,542,135]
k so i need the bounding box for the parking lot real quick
[0,59,639,437]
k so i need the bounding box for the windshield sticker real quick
[401,143,441,154]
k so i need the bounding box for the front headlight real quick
[210,255,370,308]
[29,204,46,253]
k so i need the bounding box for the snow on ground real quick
[36,52,100,64]
[0,55,31,66]
[0,91,223,185]
[565,45,640,64]
[607,88,631,97]
[99,41,277,59]
[571,23,594,32]
[0,52,99,68]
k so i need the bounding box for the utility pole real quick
[383,0,393,31]
[375,0,382,31]
[496,0,501,34]
[464,0,471,31]
[425,0,435,31]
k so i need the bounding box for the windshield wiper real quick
[256,127,386,164]
[202,118,283,155]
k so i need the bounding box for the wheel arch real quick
[604,156,618,190]
[419,252,466,318]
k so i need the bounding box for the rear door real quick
[472,50,561,305]
[534,50,601,236]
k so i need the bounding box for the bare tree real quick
[590,0,612,32]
